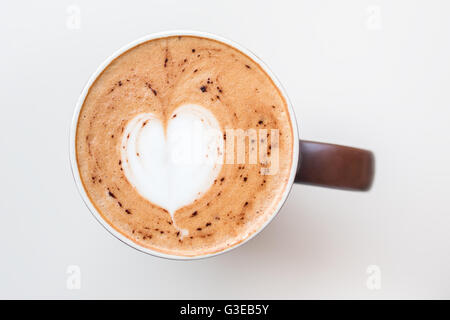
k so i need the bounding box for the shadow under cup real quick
[70,31,374,260]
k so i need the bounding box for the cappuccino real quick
[76,35,294,256]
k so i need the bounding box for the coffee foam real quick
[75,35,294,256]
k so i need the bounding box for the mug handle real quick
[295,140,375,191]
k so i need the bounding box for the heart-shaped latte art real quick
[120,104,223,233]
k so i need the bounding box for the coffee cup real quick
[70,30,374,260]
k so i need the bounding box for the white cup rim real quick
[69,30,300,260]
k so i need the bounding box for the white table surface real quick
[1,0,449,299]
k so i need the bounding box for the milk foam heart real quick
[120,104,223,233]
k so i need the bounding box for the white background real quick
[1,0,449,299]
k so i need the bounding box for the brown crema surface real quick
[76,36,293,256]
